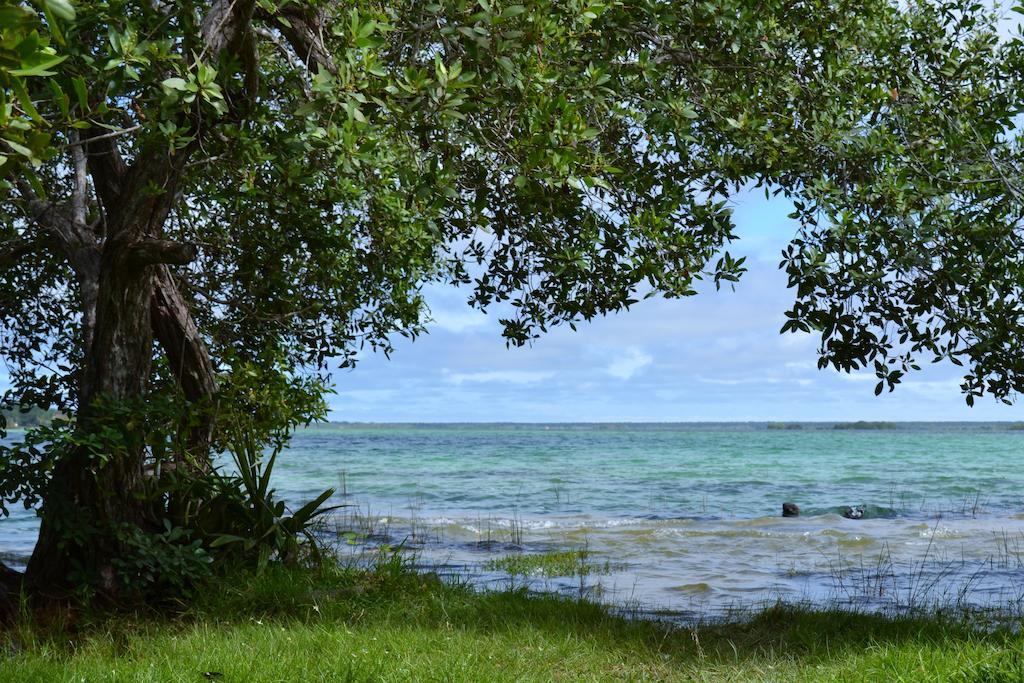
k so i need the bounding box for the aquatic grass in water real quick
[484,549,615,578]
[824,528,1024,621]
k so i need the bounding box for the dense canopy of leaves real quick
[1,0,1022,430]
[0,0,75,178]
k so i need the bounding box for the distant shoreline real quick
[305,420,1024,430]
[6,413,1024,432]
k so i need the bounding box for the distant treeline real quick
[1,406,58,428]
[831,421,896,430]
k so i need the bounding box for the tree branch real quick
[255,5,337,75]
[123,238,198,269]
[15,179,88,252]
[64,125,141,148]
[200,0,259,61]
[105,0,257,239]
[70,131,89,227]
[12,180,102,353]
[254,26,313,98]
[83,127,127,224]
[151,265,217,466]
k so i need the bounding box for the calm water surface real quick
[4,423,1024,617]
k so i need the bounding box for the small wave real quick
[836,535,875,548]
[797,505,902,519]
[917,525,960,539]
[654,528,801,540]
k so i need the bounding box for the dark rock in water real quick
[782,502,800,517]
[842,505,865,520]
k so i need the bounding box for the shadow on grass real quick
[193,562,1024,678]
[5,560,1024,681]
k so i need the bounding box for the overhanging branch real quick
[15,179,91,253]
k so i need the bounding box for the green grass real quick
[483,548,613,578]
[3,558,1024,682]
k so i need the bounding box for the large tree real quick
[0,0,1020,594]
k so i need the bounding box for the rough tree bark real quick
[152,265,218,467]
[26,162,189,592]
[22,0,255,595]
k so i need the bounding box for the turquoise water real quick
[4,423,1024,616]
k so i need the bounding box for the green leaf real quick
[10,78,43,124]
[44,0,76,21]
[290,489,337,523]
[9,55,67,78]
[48,79,68,118]
[209,534,245,548]
[357,19,376,38]
[25,168,46,197]
[71,76,88,110]
[161,77,189,91]
[41,5,66,44]
[2,137,34,157]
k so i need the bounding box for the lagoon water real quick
[4,423,1024,617]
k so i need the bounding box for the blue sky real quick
[328,5,1024,423]
[328,193,1023,423]
[0,196,1017,423]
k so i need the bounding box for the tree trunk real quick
[25,248,158,595]
[19,0,256,598]
[0,558,23,620]
[152,265,218,469]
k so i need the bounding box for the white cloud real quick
[901,379,966,398]
[697,376,747,386]
[836,372,878,383]
[605,348,653,380]
[444,370,554,385]
[778,331,816,349]
[698,375,814,387]
[331,389,401,403]
[427,306,489,333]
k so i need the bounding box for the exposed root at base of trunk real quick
[0,560,24,621]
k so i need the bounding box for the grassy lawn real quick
[3,559,1023,682]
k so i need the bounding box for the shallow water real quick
[4,423,1024,616]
